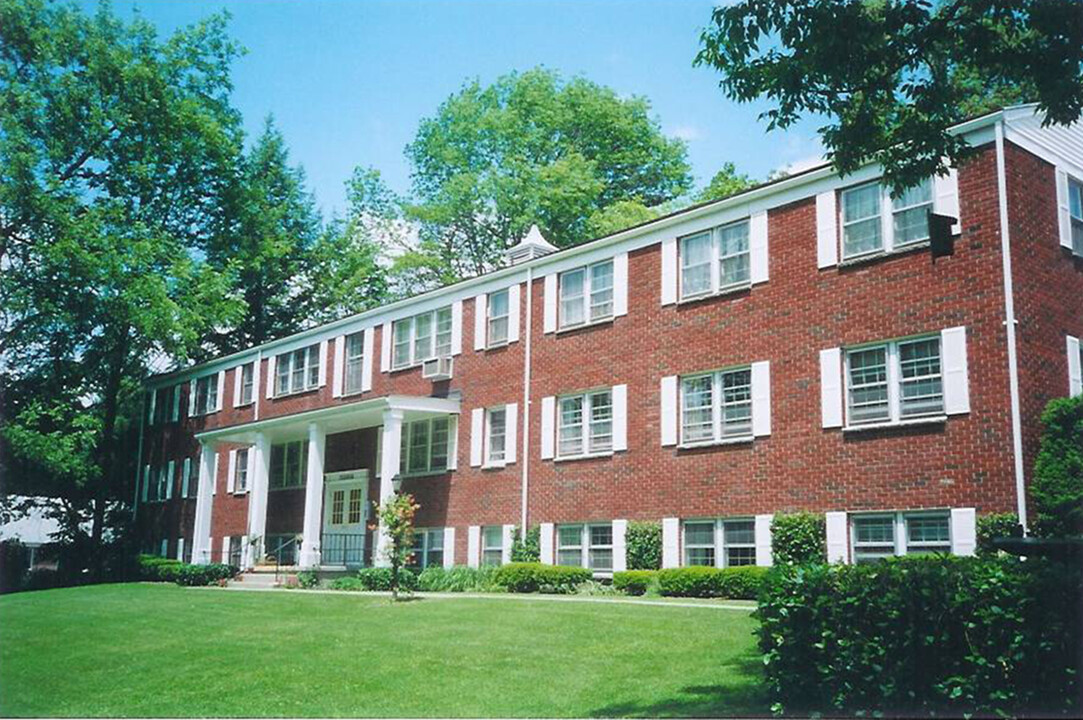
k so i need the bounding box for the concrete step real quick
[232,571,282,589]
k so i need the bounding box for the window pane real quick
[854,516,895,544]
[435,307,453,357]
[430,418,449,470]
[557,549,582,566]
[277,355,290,395]
[681,375,714,443]
[687,547,715,566]
[487,408,506,462]
[291,349,305,390]
[681,233,712,296]
[720,369,753,437]
[331,490,344,525]
[414,312,433,362]
[488,290,509,345]
[589,262,613,320]
[723,520,754,546]
[907,514,950,545]
[483,525,503,548]
[718,221,750,287]
[725,546,756,567]
[560,269,585,326]
[589,548,613,570]
[842,184,882,257]
[558,396,584,456]
[590,525,612,548]
[409,420,430,474]
[848,347,890,424]
[558,525,582,547]
[345,333,365,394]
[393,319,412,367]
[893,179,933,246]
[1070,180,1083,254]
[899,338,943,417]
[588,391,613,453]
[684,522,714,546]
[489,290,508,318]
[306,346,319,388]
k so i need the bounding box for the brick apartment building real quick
[135,105,1083,574]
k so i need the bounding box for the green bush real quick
[715,566,768,600]
[417,565,501,592]
[976,512,1023,556]
[492,562,591,593]
[1031,395,1083,537]
[355,566,418,591]
[756,556,1081,717]
[625,522,662,569]
[296,570,320,589]
[329,576,365,591]
[770,513,826,565]
[657,566,768,599]
[613,569,656,595]
[510,526,540,562]
[137,554,237,586]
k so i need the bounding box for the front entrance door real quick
[322,470,368,566]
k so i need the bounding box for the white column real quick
[374,409,404,567]
[191,442,217,564]
[299,422,327,568]
[245,433,271,569]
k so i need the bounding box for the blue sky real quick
[91,0,825,217]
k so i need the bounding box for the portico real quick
[192,395,460,570]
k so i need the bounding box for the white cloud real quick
[669,124,704,142]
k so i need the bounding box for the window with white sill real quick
[485,407,507,465]
[238,362,255,405]
[275,344,321,396]
[234,448,249,493]
[846,336,943,426]
[409,528,444,569]
[680,367,752,444]
[343,331,365,395]
[559,260,613,329]
[841,178,933,260]
[393,307,453,369]
[1069,177,1083,256]
[558,390,612,458]
[269,440,308,489]
[481,525,503,566]
[399,417,451,476]
[679,218,750,299]
[556,523,612,571]
[192,374,219,416]
[851,512,950,564]
[682,519,756,568]
[487,289,510,347]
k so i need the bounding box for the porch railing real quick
[321,533,366,566]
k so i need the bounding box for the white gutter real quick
[995,119,1028,532]
[520,266,534,536]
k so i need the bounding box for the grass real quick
[0,583,766,718]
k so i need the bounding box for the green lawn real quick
[0,583,766,718]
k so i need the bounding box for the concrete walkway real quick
[190,584,756,611]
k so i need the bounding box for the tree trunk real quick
[93,327,129,581]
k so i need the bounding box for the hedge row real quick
[329,567,420,592]
[491,562,591,593]
[757,556,1081,717]
[417,565,501,592]
[655,566,768,599]
[137,555,238,586]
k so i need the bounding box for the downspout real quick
[995,119,1028,532]
[519,266,534,536]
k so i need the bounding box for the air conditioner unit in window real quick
[421,356,453,381]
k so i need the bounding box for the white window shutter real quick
[220,537,229,564]
[171,386,180,421]
[540,396,556,459]
[473,294,487,351]
[362,327,374,392]
[160,539,168,558]
[251,358,260,404]
[470,408,484,467]
[245,447,255,490]
[450,296,463,355]
[380,322,392,372]
[543,274,557,333]
[188,379,196,416]
[265,356,276,399]
[505,402,518,464]
[816,191,839,269]
[501,525,515,565]
[660,375,678,446]
[446,416,458,471]
[147,389,156,425]
[215,371,225,412]
[825,511,848,563]
[612,519,628,572]
[332,336,345,398]
[317,340,328,387]
[755,514,773,567]
[749,211,769,284]
[181,458,191,497]
[226,449,236,493]
[240,535,248,567]
[165,461,175,500]
[612,384,628,451]
[661,517,680,568]
[508,283,521,343]
[539,523,554,564]
[142,465,150,502]
[820,348,843,428]
[176,538,185,561]
[950,508,977,556]
[941,326,970,415]
[211,452,219,496]
[751,361,772,437]
[443,527,455,568]
[232,365,243,407]
[1056,168,1073,250]
[467,525,481,568]
[933,166,961,234]
[1068,335,1082,397]
[613,252,629,316]
[660,238,678,305]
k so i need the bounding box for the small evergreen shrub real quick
[976,512,1023,556]
[613,569,656,595]
[510,526,540,562]
[137,555,237,586]
[355,566,418,591]
[770,513,826,565]
[492,562,591,593]
[625,521,662,569]
[296,570,320,589]
[417,565,501,592]
[715,566,768,599]
[657,566,768,599]
[1030,395,1083,537]
[329,576,365,591]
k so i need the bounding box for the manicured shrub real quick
[329,576,365,591]
[613,569,656,596]
[756,555,1081,717]
[657,566,768,599]
[625,522,662,570]
[492,562,591,593]
[296,570,320,589]
[510,526,540,562]
[137,555,237,586]
[1030,395,1083,537]
[417,565,500,592]
[976,512,1023,556]
[770,512,826,565]
[355,566,418,592]
[715,566,768,600]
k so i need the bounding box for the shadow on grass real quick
[589,651,772,718]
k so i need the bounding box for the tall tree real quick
[401,67,692,286]
[695,162,755,204]
[0,0,244,575]
[696,0,1083,192]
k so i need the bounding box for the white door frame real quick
[322,469,369,566]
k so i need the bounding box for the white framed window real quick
[344,331,365,395]
[155,465,169,502]
[236,363,254,406]
[559,260,613,329]
[409,528,444,569]
[275,344,320,397]
[682,519,755,568]
[556,523,612,571]
[392,307,453,369]
[557,389,612,458]
[679,219,750,299]
[481,525,503,566]
[680,367,752,444]
[841,179,933,260]
[1069,177,1083,255]
[487,289,509,347]
[851,512,950,563]
[186,456,199,498]
[234,448,249,493]
[845,335,943,426]
[269,440,308,489]
[485,407,507,465]
[399,417,452,476]
[192,375,218,416]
